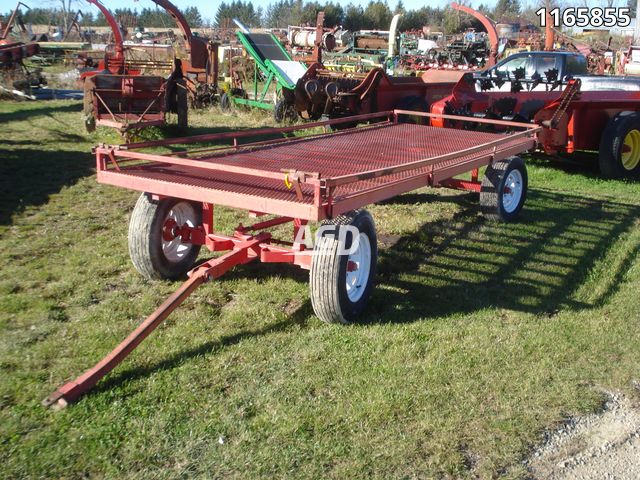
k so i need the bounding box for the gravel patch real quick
[526,390,640,479]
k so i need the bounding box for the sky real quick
[0,0,502,24]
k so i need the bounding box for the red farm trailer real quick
[44,111,542,409]
[431,73,640,179]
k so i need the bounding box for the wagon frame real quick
[44,111,541,409]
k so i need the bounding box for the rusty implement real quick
[84,74,171,134]
[44,111,541,408]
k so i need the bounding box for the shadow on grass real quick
[91,298,314,397]
[79,187,639,399]
[0,147,93,224]
[368,188,640,322]
[0,101,81,124]
[528,151,602,180]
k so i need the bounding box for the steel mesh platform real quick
[99,123,534,220]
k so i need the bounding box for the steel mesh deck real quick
[105,123,532,218]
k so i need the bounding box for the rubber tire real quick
[598,111,640,179]
[220,92,232,112]
[480,156,528,222]
[273,97,297,123]
[310,210,377,324]
[128,193,202,280]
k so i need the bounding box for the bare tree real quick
[51,0,74,33]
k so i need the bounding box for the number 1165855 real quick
[535,7,631,28]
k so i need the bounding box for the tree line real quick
[11,6,202,30]
[5,0,525,34]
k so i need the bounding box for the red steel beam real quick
[96,169,324,221]
[451,2,499,66]
[100,147,322,185]
[438,178,482,192]
[84,0,125,67]
[120,111,394,150]
[393,109,542,129]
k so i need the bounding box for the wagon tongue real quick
[42,235,268,410]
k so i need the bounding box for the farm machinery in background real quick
[431,67,640,179]
[81,0,169,134]
[81,0,218,135]
[320,14,403,73]
[291,62,464,123]
[143,0,219,109]
[221,12,460,124]
[317,6,495,76]
[221,19,308,122]
[287,12,337,61]
[399,2,498,74]
[0,2,45,95]
[283,11,483,124]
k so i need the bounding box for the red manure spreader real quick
[431,70,640,179]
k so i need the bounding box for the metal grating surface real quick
[114,123,531,209]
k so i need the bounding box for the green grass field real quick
[1,100,640,479]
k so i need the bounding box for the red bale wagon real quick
[44,111,541,409]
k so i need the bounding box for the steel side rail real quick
[324,127,541,188]
[393,109,543,129]
[179,122,392,158]
[121,111,395,150]
[101,148,323,185]
[43,236,266,409]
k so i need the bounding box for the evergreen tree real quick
[493,0,520,20]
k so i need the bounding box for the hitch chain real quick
[545,79,581,129]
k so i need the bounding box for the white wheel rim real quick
[346,233,371,303]
[502,170,523,214]
[162,202,197,263]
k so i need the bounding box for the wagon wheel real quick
[480,156,528,222]
[273,97,297,123]
[310,210,377,324]
[599,111,640,179]
[129,193,202,280]
[220,92,233,113]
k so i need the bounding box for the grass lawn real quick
[1,99,640,479]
